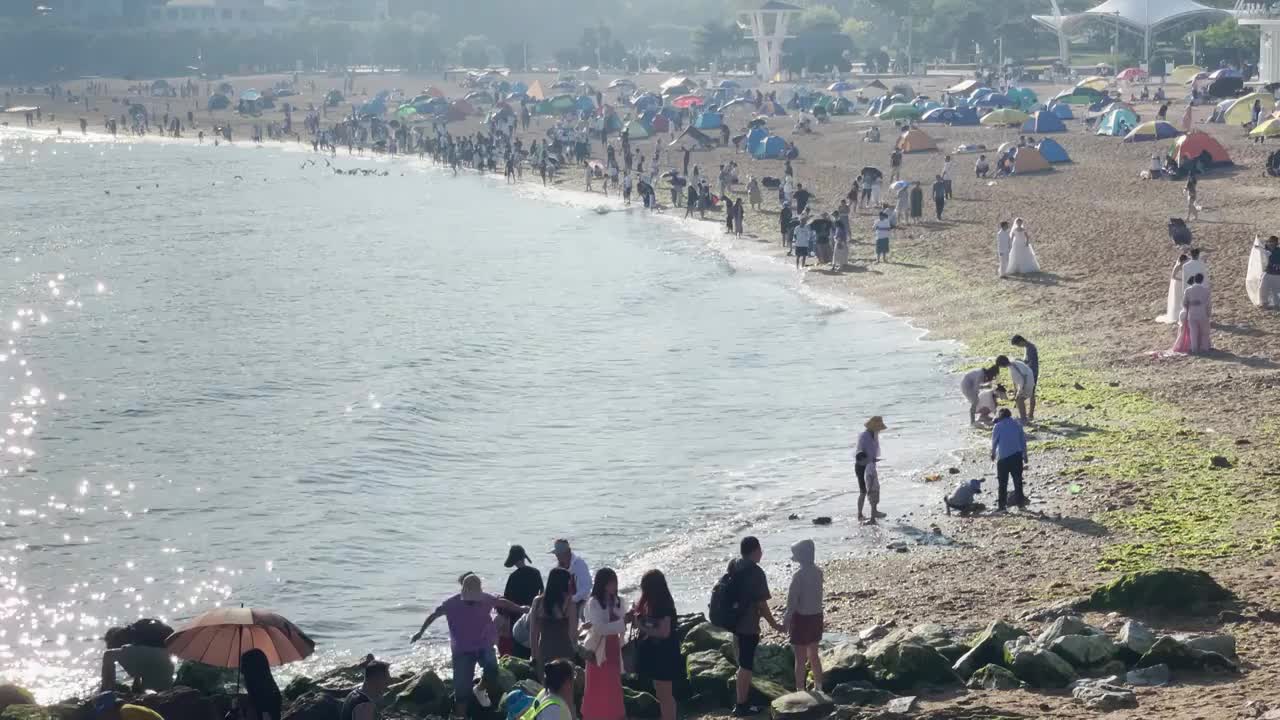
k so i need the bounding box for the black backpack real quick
[708,562,744,631]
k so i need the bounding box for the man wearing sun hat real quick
[855,416,887,525]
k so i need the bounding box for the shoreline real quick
[6,67,1280,716]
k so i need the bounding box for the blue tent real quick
[970,87,994,103]
[976,93,1013,107]
[692,112,723,130]
[575,96,596,112]
[1037,138,1071,163]
[1096,107,1139,136]
[1049,103,1074,120]
[358,97,386,116]
[920,107,958,124]
[1021,111,1067,133]
[949,106,980,125]
[752,135,785,159]
[745,126,768,153]
[510,81,528,94]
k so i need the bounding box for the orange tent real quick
[896,128,937,153]
[526,80,546,101]
[1011,147,1051,174]
[1170,131,1231,166]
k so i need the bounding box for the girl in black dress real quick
[629,570,680,720]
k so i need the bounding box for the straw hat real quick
[865,416,887,432]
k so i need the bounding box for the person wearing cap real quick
[411,573,529,718]
[855,417,886,524]
[944,478,984,515]
[550,539,592,635]
[92,692,163,720]
[501,545,544,658]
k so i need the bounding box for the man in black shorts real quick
[729,536,782,717]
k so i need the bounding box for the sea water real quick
[0,130,962,700]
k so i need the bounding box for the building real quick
[293,0,390,23]
[739,0,801,82]
[146,0,293,32]
[41,0,127,22]
[1235,2,1280,84]
[1032,0,1230,68]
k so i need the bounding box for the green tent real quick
[878,103,922,120]
[624,120,651,139]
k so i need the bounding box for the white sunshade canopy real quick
[1032,0,1230,34]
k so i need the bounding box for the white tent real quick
[1032,0,1229,65]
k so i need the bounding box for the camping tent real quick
[1207,76,1245,98]
[1037,138,1071,163]
[1011,147,1051,174]
[623,120,651,139]
[948,79,984,94]
[975,93,1014,107]
[1251,117,1280,138]
[660,76,691,92]
[878,103,921,120]
[745,126,769,153]
[1124,120,1182,142]
[896,128,937,153]
[921,107,959,124]
[1223,92,1276,125]
[948,106,980,125]
[692,112,723,130]
[1020,111,1066,133]
[1096,107,1139,136]
[752,135,786,159]
[207,93,230,110]
[1171,65,1204,84]
[526,80,546,101]
[1076,76,1109,91]
[1049,103,1074,120]
[981,108,1030,126]
[1170,131,1231,167]
[671,126,715,149]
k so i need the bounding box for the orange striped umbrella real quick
[166,607,315,668]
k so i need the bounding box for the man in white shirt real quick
[996,355,1036,423]
[550,539,592,634]
[996,221,1012,278]
[792,222,813,268]
[873,211,892,262]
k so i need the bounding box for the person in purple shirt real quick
[411,573,528,717]
[990,408,1028,511]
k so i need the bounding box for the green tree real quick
[1197,18,1259,51]
[456,34,491,68]
[842,18,873,49]
[691,20,741,64]
[797,5,842,33]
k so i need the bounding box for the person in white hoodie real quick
[783,540,824,691]
[580,568,626,720]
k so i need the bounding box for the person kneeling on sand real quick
[944,478,985,516]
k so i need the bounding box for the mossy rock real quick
[739,677,789,705]
[174,661,237,695]
[499,655,535,683]
[1087,568,1232,614]
[681,622,734,657]
[818,643,869,691]
[0,706,53,720]
[391,670,450,716]
[686,650,736,705]
[952,621,1026,679]
[769,690,834,720]
[283,676,317,703]
[0,687,34,715]
[965,664,1023,690]
[1002,638,1077,689]
[866,642,960,692]
[751,644,796,688]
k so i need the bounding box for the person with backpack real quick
[518,659,577,720]
[716,536,782,717]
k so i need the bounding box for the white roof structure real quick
[1032,0,1230,35]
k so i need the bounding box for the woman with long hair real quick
[630,570,679,720]
[239,648,281,720]
[581,568,626,720]
[529,567,576,680]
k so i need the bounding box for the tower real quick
[739,1,802,82]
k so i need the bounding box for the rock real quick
[1209,455,1234,469]
[1036,616,1096,646]
[1125,664,1170,687]
[965,664,1023,691]
[175,661,236,695]
[391,670,450,716]
[819,643,870,691]
[828,682,893,706]
[1073,382,1086,390]
[886,696,918,713]
[282,691,342,720]
[1003,637,1077,689]
[500,655,536,683]
[0,687,34,715]
[0,707,53,720]
[283,677,317,703]
[812,517,833,526]
[788,514,800,520]
[1117,620,1155,656]
[314,660,370,691]
[1218,610,1249,624]
[1020,597,1089,623]
[1099,660,1127,677]
[948,467,960,475]
[138,687,224,720]
[1136,636,1237,673]
[623,688,661,719]
[681,622,735,657]
[1087,568,1232,614]
[686,650,736,705]
[952,621,1027,679]
[494,666,519,696]
[1071,681,1138,712]
[1050,635,1117,669]
[40,705,82,720]
[1183,633,1238,659]
[750,644,796,688]
[904,623,968,663]
[858,623,893,644]
[743,677,789,706]
[770,691,835,720]
[866,642,960,692]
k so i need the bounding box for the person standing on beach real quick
[1183,274,1212,353]
[996,221,1012,278]
[685,183,697,219]
[873,210,892,262]
[783,540,824,691]
[501,545,544,659]
[889,147,902,183]
[1011,335,1039,420]
[793,183,811,214]
[1185,173,1199,221]
[995,355,1036,423]
[780,203,794,250]
[411,573,528,717]
[340,656,392,720]
[991,408,1028,511]
[728,537,782,717]
[734,198,744,236]
[792,220,813,268]
[630,570,679,720]
[941,155,954,199]
[551,539,592,628]
[931,175,946,221]
[529,568,577,679]
[895,182,910,226]
[856,416,885,524]
[747,176,762,211]
[909,181,923,223]
[961,366,996,425]
[581,568,626,720]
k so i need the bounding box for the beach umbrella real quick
[1076,76,1109,91]
[240,89,261,102]
[1123,120,1182,142]
[1209,68,1242,79]
[980,108,1030,126]
[878,102,921,120]
[671,94,706,109]
[166,607,315,669]
[1250,117,1280,138]
[828,81,856,93]
[1117,67,1147,82]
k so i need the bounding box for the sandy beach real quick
[7,68,1280,717]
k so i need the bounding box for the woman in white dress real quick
[1246,235,1280,309]
[1158,255,1189,323]
[1007,218,1041,275]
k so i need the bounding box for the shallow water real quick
[0,131,963,700]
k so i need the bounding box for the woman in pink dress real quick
[581,568,626,720]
